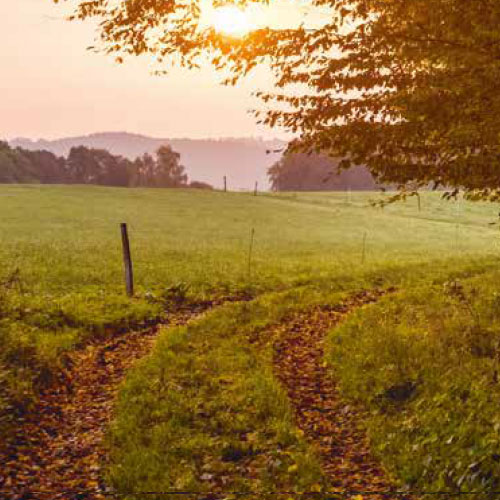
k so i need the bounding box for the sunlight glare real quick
[212,6,253,37]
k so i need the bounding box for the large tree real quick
[154,145,188,187]
[269,152,379,192]
[67,0,500,200]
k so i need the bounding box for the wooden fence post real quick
[120,223,134,297]
[254,181,258,196]
[361,231,367,265]
[224,176,227,192]
[248,227,255,279]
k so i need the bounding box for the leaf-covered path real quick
[0,304,218,500]
[273,289,407,499]
[1,289,409,499]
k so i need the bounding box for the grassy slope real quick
[109,264,500,498]
[108,291,333,497]
[328,271,500,496]
[2,186,499,296]
[2,185,500,493]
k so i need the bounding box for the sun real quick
[212,6,253,37]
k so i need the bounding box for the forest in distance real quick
[0,139,382,191]
[0,140,211,189]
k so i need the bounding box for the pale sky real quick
[1,1,325,141]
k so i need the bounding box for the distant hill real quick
[11,133,285,191]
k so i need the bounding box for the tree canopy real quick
[66,0,500,200]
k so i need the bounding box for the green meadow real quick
[1,185,499,296]
[2,184,500,496]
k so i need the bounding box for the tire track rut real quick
[273,289,409,499]
[0,303,221,500]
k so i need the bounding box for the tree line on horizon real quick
[0,141,213,189]
[1,139,383,192]
[268,152,382,192]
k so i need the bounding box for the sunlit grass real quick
[2,185,500,491]
[1,185,499,297]
[328,270,500,495]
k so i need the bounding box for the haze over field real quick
[11,133,285,190]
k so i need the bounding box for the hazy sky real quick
[2,1,317,140]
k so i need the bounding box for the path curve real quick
[0,303,219,500]
[273,289,410,499]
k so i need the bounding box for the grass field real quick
[2,185,500,496]
[2,185,499,294]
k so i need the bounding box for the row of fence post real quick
[119,224,371,298]
[223,176,258,196]
[119,192,460,297]
[119,223,258,298]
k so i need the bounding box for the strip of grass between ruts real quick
[106,289,335,498]
[3,252,497,438]
[106,261,500,499]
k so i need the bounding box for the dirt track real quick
[1,289,407,499]
[0,305,215,500]
[272,289,409,499]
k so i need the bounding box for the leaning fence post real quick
[120,223,134,297]
[248,227,255,279]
